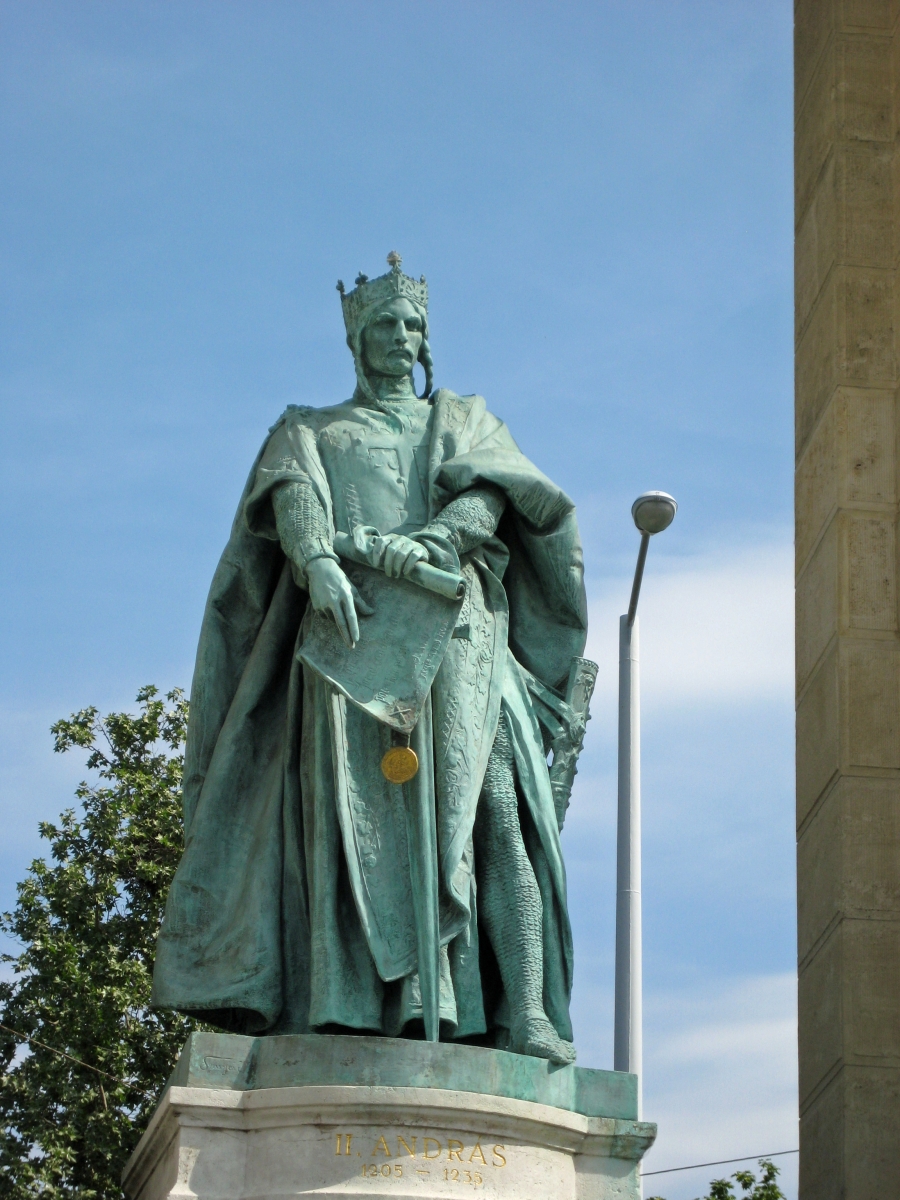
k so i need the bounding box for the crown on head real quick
[337,252,428,338]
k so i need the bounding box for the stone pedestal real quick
[123,1033,655,1200]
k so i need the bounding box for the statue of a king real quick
[152,254,592,1065]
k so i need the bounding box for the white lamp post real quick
[614,491,677,1123]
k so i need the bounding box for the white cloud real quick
[573,972,798,1200]
[641,972,799,1200]
[574,540,797,1195]
[584,539,794,712]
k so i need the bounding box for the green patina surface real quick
[151,256,594,1069]
[169,1032,638,1121]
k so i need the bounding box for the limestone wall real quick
[795,1,900,1194]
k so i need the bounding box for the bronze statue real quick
[153,255,595,1065]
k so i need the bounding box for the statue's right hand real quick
[306,558,373,649]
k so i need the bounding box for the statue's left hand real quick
[376,534,430,579]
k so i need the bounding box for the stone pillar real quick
[795,2,900,1195]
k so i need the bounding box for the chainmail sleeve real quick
[272,479,338,578]
[426,484,507,555]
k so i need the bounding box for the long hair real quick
[348,301,433,402]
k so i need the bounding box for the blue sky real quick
[0,3,795,1195]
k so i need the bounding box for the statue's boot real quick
[509,1016,576,1066]
[475,713,576,1068]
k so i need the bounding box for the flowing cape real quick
[152,391,588,1036]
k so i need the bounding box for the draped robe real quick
[152,389,588,1041]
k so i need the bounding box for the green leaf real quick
[697,1159,786,1200]
[0,688,202,1199]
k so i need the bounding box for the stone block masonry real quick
[795,1,900,1195]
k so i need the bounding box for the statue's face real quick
[361,297,424,378]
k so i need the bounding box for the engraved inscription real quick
[197,1055,239,1076]
[443,1169,484,1186]
[336,1132,508,1185]
[362,1163,405,1179]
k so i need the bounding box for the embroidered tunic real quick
[317,398,434,536]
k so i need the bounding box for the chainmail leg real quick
[475,713,575,1063]
[474,713,544,1023]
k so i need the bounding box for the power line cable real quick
[0,1021,121,1083]
[2,1019,801,1172]
[642,1149,799,1178]
[0,1019,162,1108]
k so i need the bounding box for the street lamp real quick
[614,491,677,1121]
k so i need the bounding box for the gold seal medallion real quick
[381,745,419,784]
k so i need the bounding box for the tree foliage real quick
[647,1157,786,1200]
[0,687,197,1198]
[701,1159,786,1200]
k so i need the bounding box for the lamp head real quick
[632,491,677,535]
